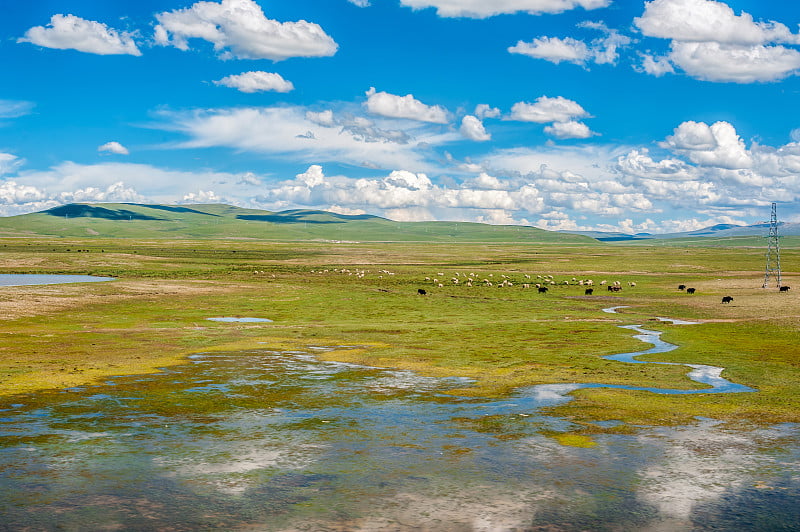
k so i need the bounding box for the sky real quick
[1,0,799,233]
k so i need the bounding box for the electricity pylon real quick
[762,202,782,289]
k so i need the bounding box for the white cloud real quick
[0,100,35,119]
[634,0,800,82]
[544,120,594,139]
[474,104,501,119]
[508,96,589,124]
[364,88,449,124]
[306,110,336,127]
[161,105,457,171]
[614,149,696,181]
[154,0,337,61]
[638,53,675,76]
[18,14,141,56]
[667,41,800,83]
[0,180,46,205]
[98,141,130,155]
[399,0,610,18]
[662,121,752,169]
[509,36,590,65]
[0,153,23,175]
[181,189,222,203]
[510,24,631,67]
[348,0,371,6]
[213,71,294,93]
[634,0,800,45]
[460,115,491,141]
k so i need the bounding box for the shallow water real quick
[0,274,115,286]
[0,319,797,530]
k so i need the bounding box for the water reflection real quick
[0,274,115,286]
[0,344,796,530]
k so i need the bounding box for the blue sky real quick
[1,0,799,232]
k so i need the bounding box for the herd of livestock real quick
[307,267,790,303]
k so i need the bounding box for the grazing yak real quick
[780,286,791,292]
[722,296,733,304]
[686,288,696,294]
[678,284,686,290]
[585,288,594,295]
[417,288,427,295]
[538,286,548,294]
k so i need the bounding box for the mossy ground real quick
[1,238,798,430]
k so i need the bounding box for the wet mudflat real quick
[1,337,798,531]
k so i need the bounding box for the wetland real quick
[0,238,798,530]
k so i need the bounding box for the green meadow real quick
[0,204,798,433]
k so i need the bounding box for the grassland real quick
[1,234,798,433]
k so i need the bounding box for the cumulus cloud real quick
[544,120,594,139]
[510,22,631,67]
[662,121,752,169]
[509,36,590,65]
[306,109,336,127]
[0,181,48,207]
[614,149,696,181]
[508,96,589,124]
[634,0,800,82]
[213,71,294,93]
[474,104,501,119]
[460,115,491,141]
[398,0,610,18]
[635,0,799,45]
[154,0,337,61]
[182,189,222,203]
[98,141,130,155]
[19,14,141,56]
[638,53,675,76]
[667,41,800,83]
[348,0,371,6]
[364,88,449,124]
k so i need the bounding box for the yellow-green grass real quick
[1,238,798,431]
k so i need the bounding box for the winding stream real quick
[0,306,794,530]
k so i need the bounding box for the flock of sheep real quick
[417,271,636,295]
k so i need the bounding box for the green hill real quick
[0,203,596,244]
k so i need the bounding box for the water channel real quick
[0,280,797,530]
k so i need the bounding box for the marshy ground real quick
[0,238,798,427]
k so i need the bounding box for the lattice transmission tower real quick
[762,202,782,289]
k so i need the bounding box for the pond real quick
[0,274,115,287]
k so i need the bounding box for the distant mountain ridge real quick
[561,222,800,241]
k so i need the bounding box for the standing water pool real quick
[0,336,798,531]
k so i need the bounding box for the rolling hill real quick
[0,203,596,244]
